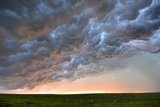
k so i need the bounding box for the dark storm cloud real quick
[0,0,74,40]
[0,0,160,89]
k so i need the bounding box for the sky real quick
[0,0,160,94]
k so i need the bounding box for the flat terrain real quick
[0,93,160,107]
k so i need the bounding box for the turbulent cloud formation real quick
[0,0,160,90]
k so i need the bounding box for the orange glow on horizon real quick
[0,70,156,94]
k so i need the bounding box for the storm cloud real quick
[0,0,160,90]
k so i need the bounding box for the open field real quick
[0,93,160,107]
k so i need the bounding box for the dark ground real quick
[0,93,160,107]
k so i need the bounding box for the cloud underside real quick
[1,52,160,93]
[0,0,160,90]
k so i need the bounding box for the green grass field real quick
[0,93,160,107]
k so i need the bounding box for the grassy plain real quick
[0,93,160,107]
